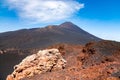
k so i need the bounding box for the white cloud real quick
[6,0,84,23]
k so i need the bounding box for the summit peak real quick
[59,21,81,32]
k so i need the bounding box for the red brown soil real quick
[21,40,120,80]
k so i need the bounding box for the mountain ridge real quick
[0,22,101,50]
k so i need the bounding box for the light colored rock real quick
[6,48,66,80]
[0,50,3,54]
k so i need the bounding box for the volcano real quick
[0,22,102,80]
[0,22,101,50]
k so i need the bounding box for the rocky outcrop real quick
[5,41,120,80]
[21,41,120,80]
[6,49,66,80]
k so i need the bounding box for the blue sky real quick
[0,0,120,41]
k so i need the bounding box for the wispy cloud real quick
[6,0,84,23]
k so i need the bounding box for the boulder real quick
[6,48,66,80]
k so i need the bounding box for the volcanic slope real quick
[0,22,101,50]
[0,22,101,80]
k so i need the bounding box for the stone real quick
[6,48,66,80]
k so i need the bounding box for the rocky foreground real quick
[7,49,66,80]
[6,41,120,80]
